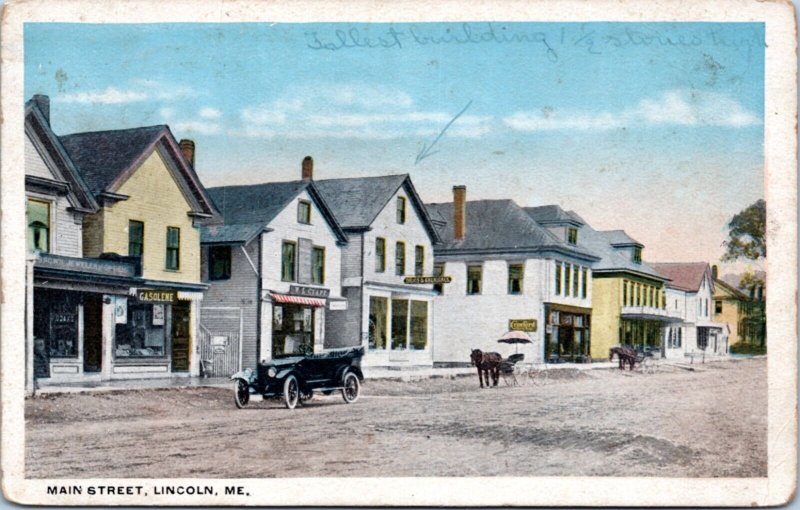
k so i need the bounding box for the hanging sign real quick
[289,285,330,298]
[114,296,128,324]
[509,319,537,332]
[403,276,452,284]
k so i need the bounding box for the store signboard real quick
[403,276,452,284]
[509,319,537,332]
[289,285,330,298]
[136,289,176,303]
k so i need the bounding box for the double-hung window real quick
[375,238,386,273]
[395,241,406,276]
[27,198,50,253]
[396,197,406,224]
[297,200,311,224]
[414,245,424,276]
[209,245,231,280]
[311,246,325,284]
[128,220,144,258]
[508,264,523,294]
[467,265,482,295]
[165,227,180,270]
[281,241,297,282]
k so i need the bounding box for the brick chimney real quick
[453,185,466,241]
[32,94,50,124]
[179,139,195,167]
[302,156,313,181]
[711,265,718,281]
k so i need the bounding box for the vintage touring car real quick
[230,347,365,409]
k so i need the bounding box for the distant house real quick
[314,171,441,369]
[713,268,766,349]
[525,207,673,360]
[650,262,729,356]
[25,95,219,388]
[427,188,599,365]
[200,159,348,372]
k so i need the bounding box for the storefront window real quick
[27,198,50,253]
[410,301,428,350]
[272,304,314,357]
[544,306,591,362]
[34,289,79,358]
[368,297,388,349]
[391,298,409,350]
[115,303,166,358]
[508,264,523,294]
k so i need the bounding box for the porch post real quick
[189,299,201,377]
[101,295,115,380]
[25,258,35,396]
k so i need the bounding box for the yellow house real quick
[713,272,766,349]
[569,224,673,359]
[60,126,218,378]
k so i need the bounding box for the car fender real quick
[230,370,252,382]
[337,365,364,382]
[275,368,295,380]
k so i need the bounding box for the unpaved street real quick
[26,358,766,478]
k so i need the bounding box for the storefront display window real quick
[115,303,166,357]
[544,305,591,362]
[368,296,388,349]
[619,319,662,350]
[409,301,428,350]
[391,298,409,350]
[34,289,79,358]
[272,304,314,357]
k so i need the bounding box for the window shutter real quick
[298,238,312,284]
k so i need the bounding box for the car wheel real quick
[234,379,250,409]
[341,372,360,404]
[283,375,299,410]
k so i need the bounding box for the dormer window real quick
[567,227,578,245]
[396,196,406,224]
[633,246,642,264]
[298,200,311,224]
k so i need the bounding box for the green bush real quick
[730,343,767,355]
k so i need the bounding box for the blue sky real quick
[24,22,765,273]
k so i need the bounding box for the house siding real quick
[25,135,55,179]
[200,241,260,370]
[325,286,363,349]
[590,276,621,359]
[84,147,202,284]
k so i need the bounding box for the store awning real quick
[270,292,326,307]
[620,313,683,323]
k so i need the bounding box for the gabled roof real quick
[205,180,347,245]
[24,98,99,213]
[200,223,268,246]
[526,205,584,226]
[59,125,217,216]
[714,278,749,300]
[314,174,440,243]
[602,229,643,247]
[425,199,598,261]
[541,206,665,281]
[649,262,711,292]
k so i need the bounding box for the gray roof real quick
[561,209,664,279]
[315,174,440,243]
[205,180,347,244]
[200,223,266,245]
[602,229,643,247]
[526,205,584,226]
[426,199,598,260]
[59,125,167,194]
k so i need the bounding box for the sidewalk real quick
[33,375,231,395]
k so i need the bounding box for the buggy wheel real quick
[283,375,299,409]
[341,372,360,403]
[234,379,250,409]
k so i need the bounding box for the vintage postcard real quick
[0,0,796,506]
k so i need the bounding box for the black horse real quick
[609,345,638,371]
[470,349,502,388]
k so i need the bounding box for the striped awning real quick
[270,292,326,307]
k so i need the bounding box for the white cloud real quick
[503,89,760,132]
[158,107,176,120]
[238,83,492,140]
[199,107,222,120]
[56,81,197,105]
[172,120,221,135]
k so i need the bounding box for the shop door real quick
[83,295,103,372]
[171,301,191,371]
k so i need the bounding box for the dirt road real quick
[25,358,766,478]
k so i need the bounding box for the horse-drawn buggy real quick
[609,345,658,374]
[230,346,364,409]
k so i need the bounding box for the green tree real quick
[722,199,766,261]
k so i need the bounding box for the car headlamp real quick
[267,367,277,378]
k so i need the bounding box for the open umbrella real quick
[498,330,533,353]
